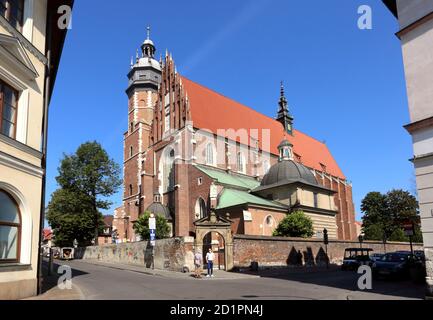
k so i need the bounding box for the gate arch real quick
[194,210,233,271]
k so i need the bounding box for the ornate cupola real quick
[276,82,294,135]
[126,26,162,95]
[278,138,294,161]
[141,26,156,58]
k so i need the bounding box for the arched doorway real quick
[202,231,225,270]
[194,210,233,271]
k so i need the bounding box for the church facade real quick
[113,31,357,242]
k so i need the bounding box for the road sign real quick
[149,216,156,230]
[403,222,414,236]
[150,228,156,246]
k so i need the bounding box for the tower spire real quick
[276,81,294,135]
[141,25,156,58]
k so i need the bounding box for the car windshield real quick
[381,253,407,262]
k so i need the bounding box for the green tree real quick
[133,212,170,240]
[47,141,121,246]
[361,189,421,243]
[47,189,104,247]
[273,211,314,238]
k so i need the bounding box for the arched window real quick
[205,143,215,166]
[195,198,207,219]
[0,190,21,263]
[129,184,133,196]
[265,215,275,227]
[237,152,246,174]
[161,148,175,193]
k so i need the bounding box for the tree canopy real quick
[361,189,422,243]
[273,211,314,238]
[47,141,121,247]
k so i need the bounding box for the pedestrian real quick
[194,250,203,278]
[206,248,215,278]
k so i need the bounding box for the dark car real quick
[342,248,373,271]
[372,252,415,279]
[370,253,385,262]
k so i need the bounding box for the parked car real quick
[342,248,373,271]
[414,250,425,261]
[372,252,416,279]
[370,253,385,262]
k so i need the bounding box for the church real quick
[113,29,357,242]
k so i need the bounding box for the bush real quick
[273,211,314,238]
[133,211,170,240]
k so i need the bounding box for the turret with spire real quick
[126,26,162,95]
[276,81,294,135]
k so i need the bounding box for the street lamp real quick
[358,235,364,249]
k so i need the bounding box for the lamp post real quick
[358,235,364,249]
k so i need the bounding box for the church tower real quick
[276,82,294,135]
[122,27,162,241]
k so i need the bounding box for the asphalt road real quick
[54,260,425,300]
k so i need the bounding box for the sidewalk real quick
[24,267,84,300]
[80,259,260,280]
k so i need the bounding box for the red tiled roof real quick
[181,76,345,179]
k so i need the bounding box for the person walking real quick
[206,248,215,278]
[194,250,203,279]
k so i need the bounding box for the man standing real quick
[206,248,215,278]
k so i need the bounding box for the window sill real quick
[0,263,32,272]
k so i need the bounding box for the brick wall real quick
[75,237,195,272]
[233,235,423,268]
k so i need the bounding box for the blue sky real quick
[46,0,413,221]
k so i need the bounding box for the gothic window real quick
[205,143,215,166]
[0,190,21,263]
[237,152,246,174]
[195,198,207,220]
[162,148,175,193]
[129,184,133,196]
[0,0,24,32]
[130,122,134,133]
[129,146,133,158]
[0,80,18,139]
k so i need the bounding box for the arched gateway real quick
[194,210,234,271]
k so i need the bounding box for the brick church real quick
[112,29,357,242]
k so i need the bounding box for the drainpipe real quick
[37,7,53,295]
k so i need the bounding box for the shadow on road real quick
[41,259,88,294]
[236,266,425,300]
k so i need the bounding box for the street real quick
[43,260,425,300]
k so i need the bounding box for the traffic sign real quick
[149,216,156,230]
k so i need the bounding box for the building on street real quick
[0,0,72,300]
[384,0,433,298]
[113,29,357,243]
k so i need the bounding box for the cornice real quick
[0,15,48,65]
